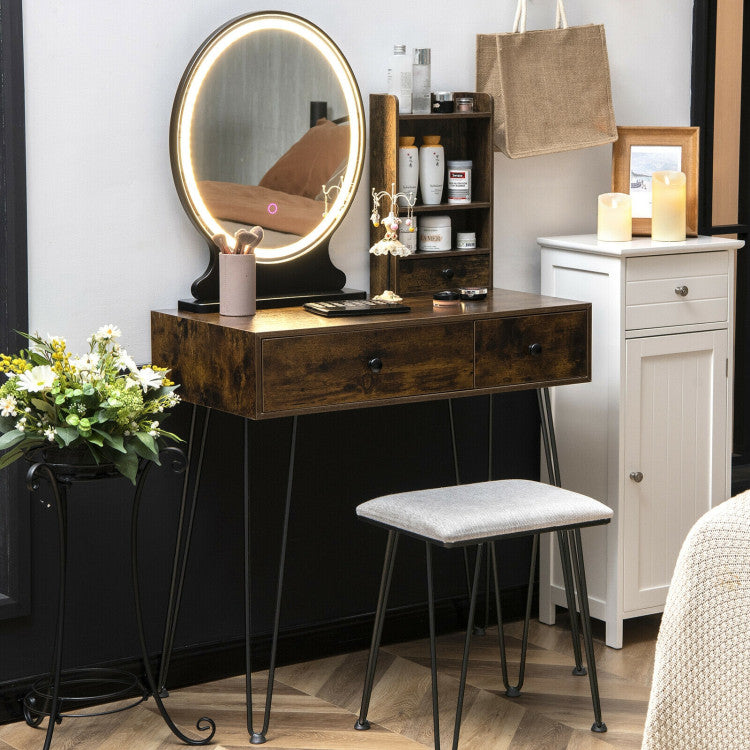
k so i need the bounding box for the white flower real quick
[43,427,56,442]
[0,395,18,417]
[16,365,56,392]
[69,353,99,373]
[94,324,121,341]
[116,350,138,373]
[15,417,26,431]
[149,429,158,437]
[131,367,163,392]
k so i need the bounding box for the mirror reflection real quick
[172,13,364,263]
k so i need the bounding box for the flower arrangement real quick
[0,325,181,483]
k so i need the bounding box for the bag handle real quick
[512,0,569,33]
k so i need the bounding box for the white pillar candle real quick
[651,171,686,241]
[597,192,632,242]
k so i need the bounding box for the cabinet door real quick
[623,330,728,612]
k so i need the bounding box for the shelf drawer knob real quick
[675,285,689,297]
[529,342,543,355]
[368,357,383,374]
[442,268,454,280]
[629,471,643,483]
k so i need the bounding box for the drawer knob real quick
[630,471,643,483]
[368,357,383,374]
[442,268,454,280]
[529,342,543,355]
[675,285,689,297]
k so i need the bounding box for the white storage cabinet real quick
[538,235,742,648]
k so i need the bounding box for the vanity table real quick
[151,288,591,742]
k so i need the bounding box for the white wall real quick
[22,0,694,362]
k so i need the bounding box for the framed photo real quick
[612,126,699,236]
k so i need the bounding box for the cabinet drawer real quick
[395,253,489,294]
[475,310,590,389]
[625,252,728,330]
[261,323,474,413]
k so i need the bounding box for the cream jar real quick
[418,215,451,252]
[456,231,476,249]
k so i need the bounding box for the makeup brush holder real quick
[219,253,256,316]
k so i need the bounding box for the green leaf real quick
[134,432,157,455]
[0,430,26,450]
[87,434,104,447]
[82,384,95,396]
[91,429,126,453]
[130,438,160,464]
[55,395,66,405]
[55,426,80,446]
[112,449,139,485]
[65,414,80,426]
[30,398,56,417]
[0,446,26,469]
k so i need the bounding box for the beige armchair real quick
[642,491,750,749]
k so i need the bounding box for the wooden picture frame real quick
[612,126,699,236]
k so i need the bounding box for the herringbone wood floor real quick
[0,613,659,750]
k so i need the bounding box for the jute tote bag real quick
[477,0,617,158]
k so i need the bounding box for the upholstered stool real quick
[354,478,612,748]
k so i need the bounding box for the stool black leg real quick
[490,535,537,697]
[452,542,484,750]
[569,528,607,733]
[425,543,441,750]
[448,399,472,598]
[537,388,585,675]
[355,530,400,731]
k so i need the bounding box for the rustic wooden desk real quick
[150,287,591,743]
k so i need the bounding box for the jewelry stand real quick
[22,447,216,749]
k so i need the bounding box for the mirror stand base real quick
[178,288,366,314]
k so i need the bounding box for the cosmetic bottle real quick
[412,48,431,114]
[419,135,444,205]
[387,44,412,113]
[397,136,419,207]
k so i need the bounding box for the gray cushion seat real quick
[356,479,613,547]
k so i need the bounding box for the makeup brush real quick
[211,233,232,254]
[234,226,264,255]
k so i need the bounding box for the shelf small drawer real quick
[261,322,474,413]
[625,252,729,330]
[475,310,590,389]
[395,253,489,294]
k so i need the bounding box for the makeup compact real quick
[458,286,488,301]
[433,290,461,309]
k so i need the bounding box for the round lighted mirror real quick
[170,12,365,265]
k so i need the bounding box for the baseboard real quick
[0,585,532,725]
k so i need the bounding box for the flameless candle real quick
[651,171,686,241]
[597,193,632,241]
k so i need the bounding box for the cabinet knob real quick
[442,268,454,280]
[529,342,543,355]
[629,471,643,483]
[675,285,689,297]
[368,357,383,374]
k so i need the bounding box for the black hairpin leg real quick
[425,543,441,750]
[451,542,484,750]
[475,395,495,636]
[491,536,537,697]
[131,452,216,744]
[537,388,585,675]
[158,405,212,695]
[448,399,473,599]
[355,530,399,731]
[568,528,607,733]
[245,415,298,744]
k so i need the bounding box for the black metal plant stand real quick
[22,447,216,750]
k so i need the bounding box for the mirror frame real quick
[170,11,364,259]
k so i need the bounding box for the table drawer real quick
[395,253,489,294]
[625,252,728,330]
[475,310,590,389]
[261,322,474,413]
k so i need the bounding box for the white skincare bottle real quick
[387,44,412,113]
[412,49,431,114]
[397,136,419,206]
[419,135,444,205]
